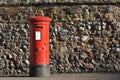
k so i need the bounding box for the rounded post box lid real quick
[28,16,52,22]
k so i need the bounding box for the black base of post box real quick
[30,64,50,77]
[0,70,3,75]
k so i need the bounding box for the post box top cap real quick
[28,16,52,22]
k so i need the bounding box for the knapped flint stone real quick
[10,68,17,74]
[84,63,94,69]
[23,60,30,65]
[3,68,10,75]
[6,54,12,60]
[59,46,67,53]
[21,45,28,53]
[116,48,120,53]
[80,53,88,59]
[0,5,120,75]
[0,32,4,45]
[81,35,89,42]
[100,53,104,60]
[59,29,70,36]
[17,69,22,73]
[91,59,96,65]
[114,64,120,71]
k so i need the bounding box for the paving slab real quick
[0,73,120,80]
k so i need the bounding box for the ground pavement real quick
[0,73,120,80]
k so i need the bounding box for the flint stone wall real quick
[0,0,120,5]
[0,2,120,75]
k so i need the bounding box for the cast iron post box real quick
[28,16,52,77]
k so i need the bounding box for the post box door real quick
[34,25,49,65]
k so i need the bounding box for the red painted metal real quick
[29,16,52,65]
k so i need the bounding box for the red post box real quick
[28,16,52,77]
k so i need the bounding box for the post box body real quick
[30,22,50,65]
[29,16,52,77]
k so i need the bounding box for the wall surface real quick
[0,1,120,75]
[0,0,120,5]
